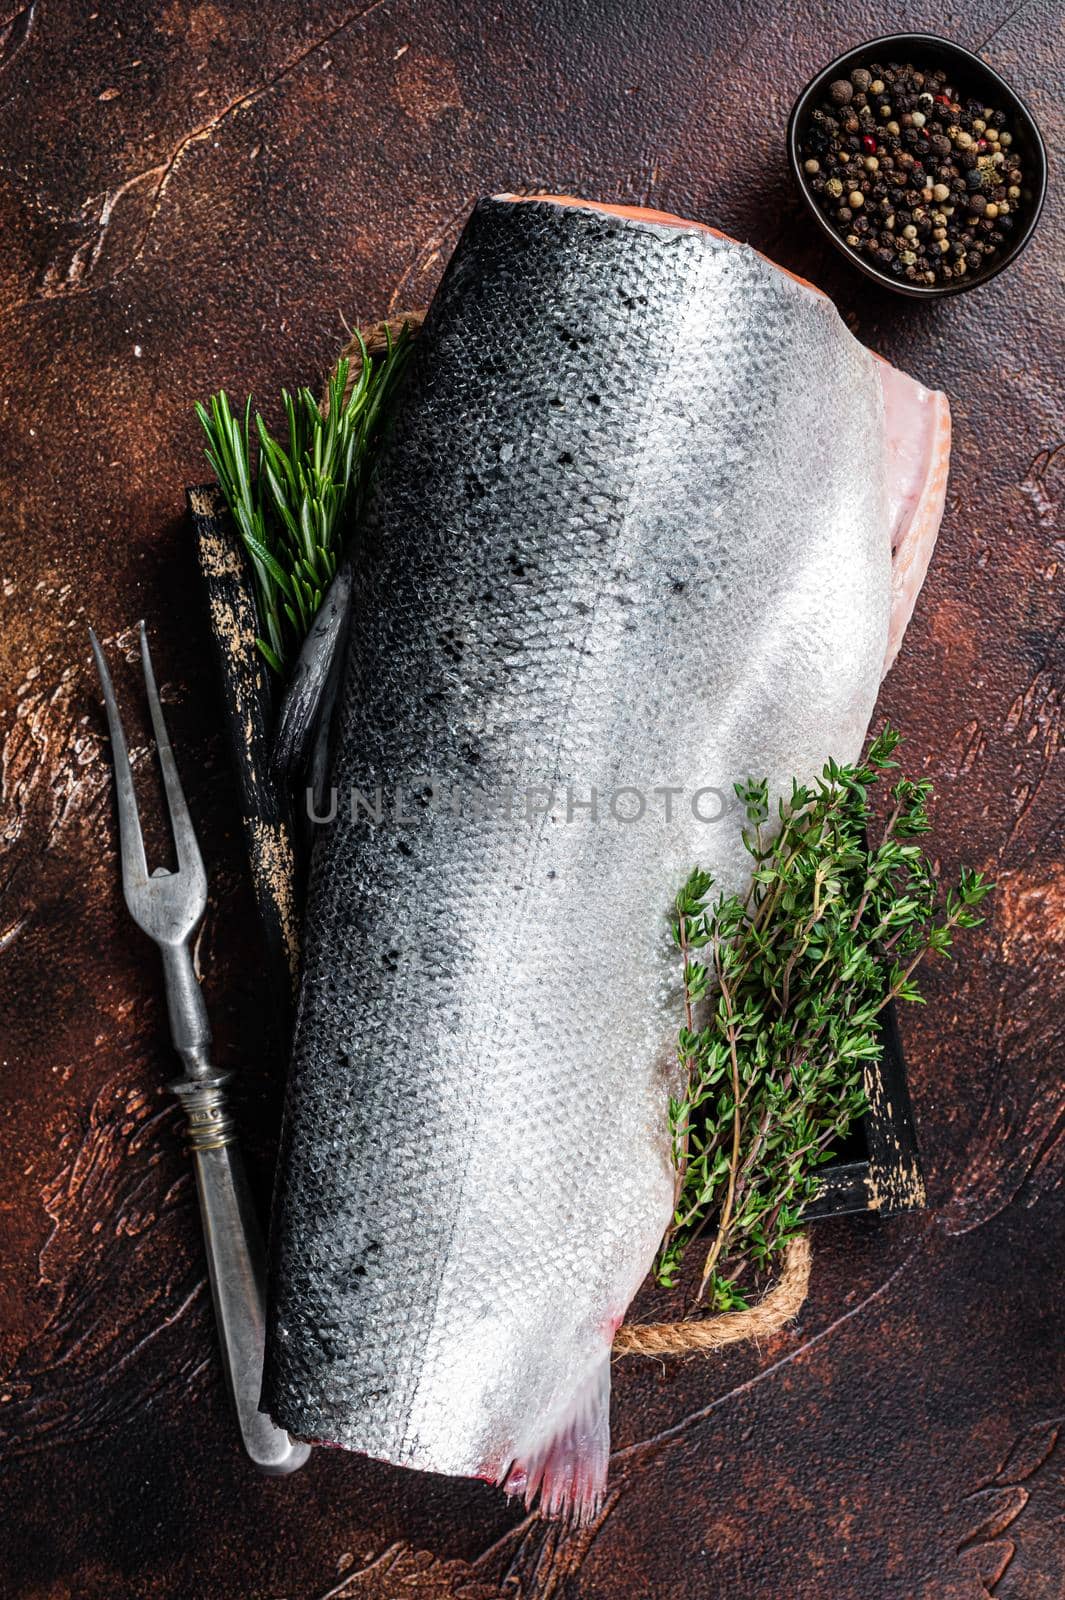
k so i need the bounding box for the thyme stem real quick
[655,723,992,1312]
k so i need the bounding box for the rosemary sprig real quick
[657,724,992,1311]
[195,327,413,674]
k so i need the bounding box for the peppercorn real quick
[799,57,1025,285]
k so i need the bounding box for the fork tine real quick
[138,621,207,884]
[89,628,149,888]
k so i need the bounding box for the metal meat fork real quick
[89,622,310,1476]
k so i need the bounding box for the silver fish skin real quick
[262,196,892,1520]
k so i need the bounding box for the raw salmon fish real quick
[262,195,950,1521]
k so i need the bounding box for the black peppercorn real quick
[799,56,1025,285]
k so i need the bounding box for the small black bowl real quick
[787,33,1048,298]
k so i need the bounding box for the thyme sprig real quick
[195,328,413,674]
[657,724,991,1311]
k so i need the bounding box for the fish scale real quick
[262,195,895,1519]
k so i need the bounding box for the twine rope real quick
[335,310,812,1356]
[613,1235,811,1355]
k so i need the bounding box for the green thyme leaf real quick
[657,724,991,1312]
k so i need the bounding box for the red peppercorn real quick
[862,134,877,153]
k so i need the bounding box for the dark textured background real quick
[0,3,1062,1596]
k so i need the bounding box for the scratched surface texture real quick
[0,2,1062,1597]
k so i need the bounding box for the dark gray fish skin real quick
[272,562,352,784]
[262,197,890,1519]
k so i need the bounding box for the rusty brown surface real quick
[0,2,1062,1596]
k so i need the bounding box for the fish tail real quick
[500,1354,611,1526]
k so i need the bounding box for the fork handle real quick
[172,1074,311,1476]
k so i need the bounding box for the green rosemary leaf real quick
[256,637,284,674]
[197,323,415,675]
